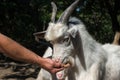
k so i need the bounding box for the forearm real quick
[0,33,43,65]
[0,33,63,73]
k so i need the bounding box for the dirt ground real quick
[0,59,40,80]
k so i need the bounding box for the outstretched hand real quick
[40,58,64,74]
[0,33,63,74]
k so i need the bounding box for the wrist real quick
[35,55,44,67]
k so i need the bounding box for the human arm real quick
[0,33,63,73]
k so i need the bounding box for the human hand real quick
[40,58,64,74]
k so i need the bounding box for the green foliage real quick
[0,0,119,53]
[76,0,115,43]
[0,0,52,55]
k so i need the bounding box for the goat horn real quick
[51,2,57,23]
[58,0,80,23]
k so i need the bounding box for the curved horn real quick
[51,2,57,23]
[58,0,80,23]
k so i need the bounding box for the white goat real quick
[34,0,120,80]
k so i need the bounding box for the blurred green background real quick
[0,0,120,56]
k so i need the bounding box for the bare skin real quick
[0,33,63,74]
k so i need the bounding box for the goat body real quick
[36,17,120,80]
[35,0,120,80]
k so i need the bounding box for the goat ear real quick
[68,28,78,38]
[33,31,46,42]
[69,28,86,70]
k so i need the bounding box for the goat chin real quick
[56,56,74,79]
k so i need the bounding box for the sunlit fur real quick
[36,17,120,80]
[45,23,68,41]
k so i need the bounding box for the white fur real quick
[36,47,53,80]
[36,18,120,80]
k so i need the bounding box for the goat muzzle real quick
[62,56,74,68]
[63,62,71,68]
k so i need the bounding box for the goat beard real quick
[56,56,74,79]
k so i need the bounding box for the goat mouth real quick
[62,62,71,68]
[56,62,71,79]
[62,56,74,68]
[56,57,74,79]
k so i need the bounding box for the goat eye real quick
[63,37,71,46]
[63,37,70,42]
